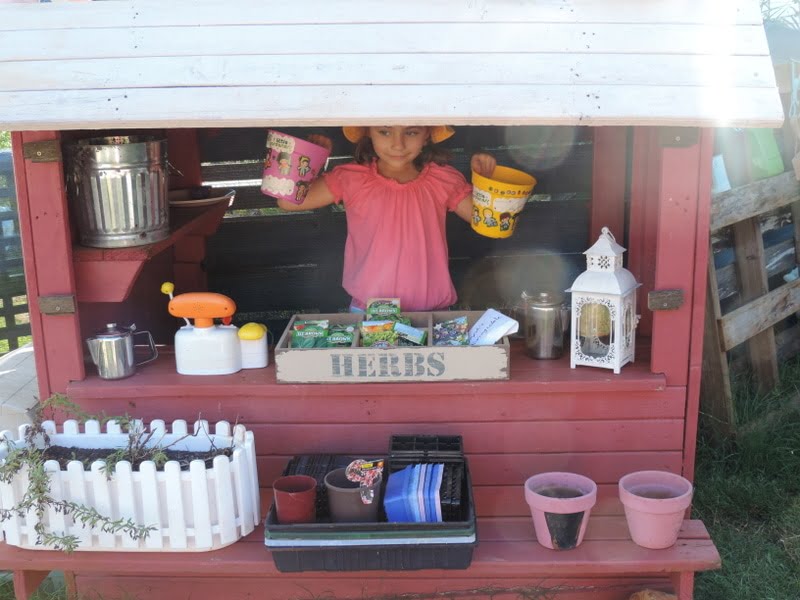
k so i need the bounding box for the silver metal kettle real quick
[520,291,571,360]
[86,323,158,380]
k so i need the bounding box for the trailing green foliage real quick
[0,131,9,150]
[0,394,164,552]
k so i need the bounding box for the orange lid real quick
[169,292,236,328]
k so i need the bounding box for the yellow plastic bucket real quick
[471,166,537,239]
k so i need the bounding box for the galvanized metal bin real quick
[67,136,169,248]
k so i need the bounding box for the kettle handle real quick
[133,330,159,366]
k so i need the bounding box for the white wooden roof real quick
[0,0,785,131]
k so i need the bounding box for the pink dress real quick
[324,161,473,311]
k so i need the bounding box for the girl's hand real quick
[470,153,497,177]
[307,134,333,152]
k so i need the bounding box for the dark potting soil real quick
[544,510,586,550]
[42,445,233,471]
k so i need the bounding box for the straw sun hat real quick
[342,126,455,144]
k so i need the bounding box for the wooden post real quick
[700,252,735,438]
[591,127,628,243]
[683,128,714,479]
[12,131,84,397]
[732,216,779,391]
[632,128,707,388]
[12,570,49,600]
[628,128,660,337]
[167,129,209,292]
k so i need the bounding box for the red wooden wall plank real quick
[651,133,703,387]
[70,386,687,423]
[591,127,628,241]
[12,131,84,397]
[249,420,685,455]
[683,128,714,480]
[257,451,683,488]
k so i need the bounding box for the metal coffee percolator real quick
[86,323,158,380]
[520,291,571,360]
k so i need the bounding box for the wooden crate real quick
[274,311,510,383]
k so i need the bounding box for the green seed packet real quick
[291,319,329,348]
[365,298,401,320]
[327,324,355,347]
[361,320,398,347]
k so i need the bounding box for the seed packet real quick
[327,324,355,347]
[394,322,427,346]
[361,320,398,347]
[365,298,401,320]
[382,313,411,326]
[433,316,469,346]
[290,319,329,348]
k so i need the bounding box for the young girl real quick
[276,126,497,311]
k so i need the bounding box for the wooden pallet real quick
[702,170,800,436]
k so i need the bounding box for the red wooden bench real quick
[0,346,721,600]
[1,516,719,600]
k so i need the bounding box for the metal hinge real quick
[23,140,62,163]
[38,295,76,315]
[648,289,684,311]
[658,128,699,148]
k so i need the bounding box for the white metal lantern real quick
[567,227,641,374]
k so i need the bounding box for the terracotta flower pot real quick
[618,470,693,549]
[524,472,597,550]
[272,475,317,524]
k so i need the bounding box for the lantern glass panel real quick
[623,304,632,348]
[578,302,613,358]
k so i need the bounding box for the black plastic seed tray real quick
[265,450,476,572]
[281,454,356,519]
[389,434,463,458]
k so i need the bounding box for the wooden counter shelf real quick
[71,201,229,303]
[0,516,720,600]
[67,339,666,401]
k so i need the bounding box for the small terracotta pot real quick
[524,472,597,550]
[618,470,693,549]
[324,468,382,523]
[273,475,318,524]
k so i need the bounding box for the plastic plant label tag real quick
[468,308,519,346]
[346,458,384,504]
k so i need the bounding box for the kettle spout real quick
[86,338,100,366]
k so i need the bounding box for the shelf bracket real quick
[648,289,684,311]
[38,294,76,315]
[23,140,62,163]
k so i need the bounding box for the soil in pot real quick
[41,445,233,471]
[524,472,598,550]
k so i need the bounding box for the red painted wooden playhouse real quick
[0,1,786,598]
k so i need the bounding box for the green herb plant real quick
[0,394,211,552]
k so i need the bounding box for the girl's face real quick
[368,126,430,170]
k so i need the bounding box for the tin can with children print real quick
[261,130,331,204]
[471,165,536,239]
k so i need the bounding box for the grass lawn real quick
[693,356,800,600]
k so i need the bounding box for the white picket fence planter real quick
[0,419,260,551]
